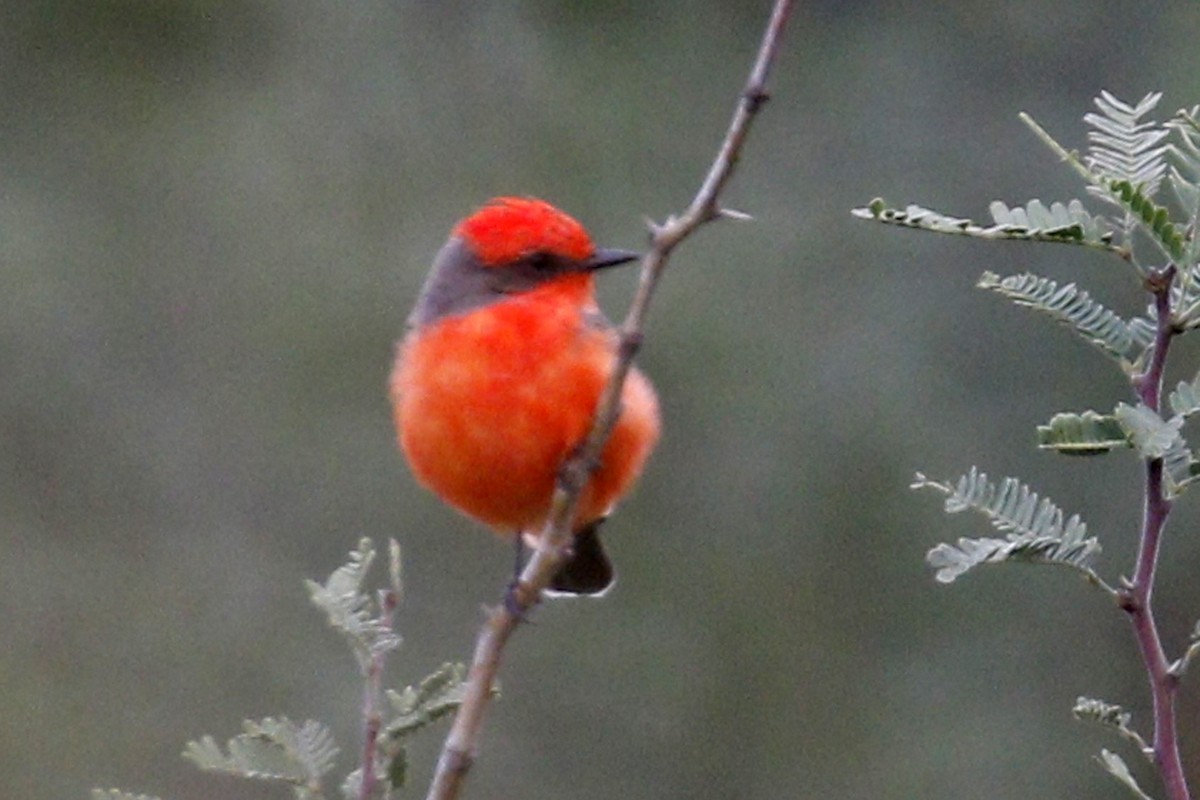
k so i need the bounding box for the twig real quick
[423,2,794,798]
[1120,266,1190,800]
[359,587,400,800]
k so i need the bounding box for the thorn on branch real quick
[744,87,771,113]
[717,207,754,222]
[647,215,678,240]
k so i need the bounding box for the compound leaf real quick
[1097,749,1157,800]
[914,469,1106,589]
[1114,402,1184,459]
[1037,411,1129,455]
[306,538,403,671]
[183,717,338,791]
[1074,697,1151,757]
[1162,438,1200,497]
[852,198,1120,253]
[1166,106,1200,266]
[1168,371,1200,418]
[1106,179,1187,263]
[386,662,473,740]
[978,271,1139,362]
[1085,91,1168,196]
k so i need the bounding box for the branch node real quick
[504,582,539,618]
[743,87,771,112]
[444,748,474,779]
[1117,586,1137,613]
[1144,265,1176,294]
[619,329,644,360]
[557,445,600,492]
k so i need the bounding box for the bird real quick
[390,196,660,595]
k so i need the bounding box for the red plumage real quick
[390,197,660,594]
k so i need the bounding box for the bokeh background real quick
[6,1,1200,798]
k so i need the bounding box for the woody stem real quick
[423,3,795,800]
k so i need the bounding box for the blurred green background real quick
[5,1,1200,798]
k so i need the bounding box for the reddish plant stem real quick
[359,662,382,799]
[1122,266,1189,800]
[360,588,400,800]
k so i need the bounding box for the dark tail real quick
[547,518,615,597]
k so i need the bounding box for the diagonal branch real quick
[423,2,795,799]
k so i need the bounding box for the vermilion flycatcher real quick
[390,197,660,595]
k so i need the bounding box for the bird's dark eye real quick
[527,252,556,272]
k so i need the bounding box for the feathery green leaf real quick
[1167,371,1200,418]
[386,662,473,740]
[1024,92,1187,268]
[1084,91,1168,196]
[1162,438,1200,497]
[914,469,1106,588]
[1075,696,1131,732]
[988,198,1114,244]
[1074,697,1151,758]
[1097,749,1157,800]
[1127,315,1157,348]
[1037,411,1129,454]
[852,198,1120,252]
[1170,621,1200,677]
[1114,402,1184,459]
[1106,179,1187,262]
[1166,106,1200,266]
[352,663,476,794]
[182,717,337,793]
[977,271,1139,362]
[1110,403,1199,495]
[306,537,402,671]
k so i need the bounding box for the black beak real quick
[584,248,640,271]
